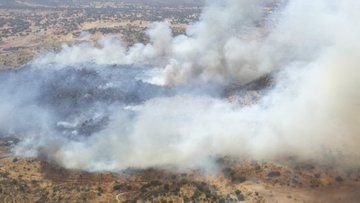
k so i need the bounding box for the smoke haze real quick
[1,0,360,171]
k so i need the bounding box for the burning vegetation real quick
[1,0,360,202]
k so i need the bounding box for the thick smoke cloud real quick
[1,0,360,171]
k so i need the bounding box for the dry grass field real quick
[1,137,360,202]
[1,1,360,202]
[0,0,200,68]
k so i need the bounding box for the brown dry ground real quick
[1,3,360,202]
[1,138,360,202]
[0,18,181,69]
[0,3,197,68]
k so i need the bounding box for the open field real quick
[0,0,201,68]
[1,138,360,202]
[1,1,360,202]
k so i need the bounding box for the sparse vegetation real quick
[0,0,201,68]
[1,1,360,202]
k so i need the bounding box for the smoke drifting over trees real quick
[0,0,359,172]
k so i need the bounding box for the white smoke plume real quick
[1,0,360,172]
